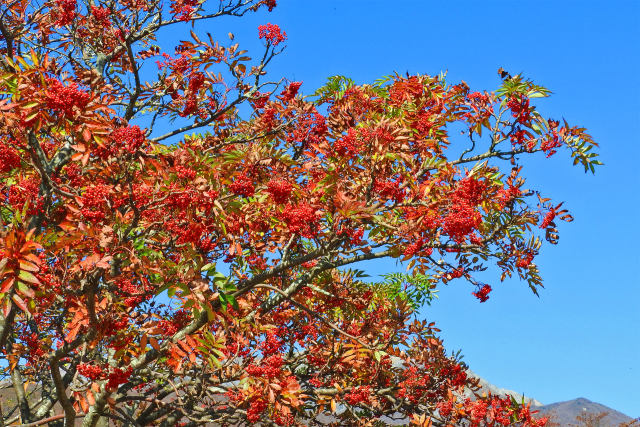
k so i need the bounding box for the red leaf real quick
[11,294,28,312]
[0,277,15,293]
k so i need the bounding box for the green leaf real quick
[18,270,42,286]
[218,291,228,311]
[16,281,34,298]
[201,263,216,273]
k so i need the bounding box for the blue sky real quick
[177,0,639,417]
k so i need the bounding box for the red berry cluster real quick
[472,284,492,302]
[440,363,467,387]
[260,330,284,356]
[0,142,20,173]
[96,125,146,158]
[443,203,481,243]
[80,184,111,223]
[77,363,105,380]
[468,91,489,103]
[20,332,45,365]
[301,259,317,269]
[281,203,318,238]
[447,267,464,280]
[374,178,405,203]
[117,278,152,308]
[246,355,284,379]
[540,208,556,229]
[403,238,433,258]
[272,412,295,427]
[112,125,145,153]
[260,107,277,130]
[179,72,206,116]
[496,185,521,209]
[344,385,371,406]
[279,81,302,103]
[466,396,547,426]
[158,309,191,338]
[464,91,493,124]
[45,78,90,117]
[510,129,531,148]
[334,128,361,158]
[515,251,535,269]
[443,177,487,243]
[337,226,364,245]
[246,397,267,423]
[250,92,270,110]
[7,178,43,216]
[230,174,255,197]
[266,179,293,204]
[285,111,327,149]
[437,400,453,417]
[453,177,486,205]
[306,352,326,368]
[63,162,83,187]
[258,23,287,46]
[170,0,199,21]
[246,253,268,269]
[189,72,205,92]
[506,94,532,124]
[90,6,110,26]
[397,366,431,404]
[468,399,490,422]
[540,119,562,157]
[175,165,196,180]
[165,187,197,210]
[106,366,132,390]
[54,0,76,26]
[414,110,435,139]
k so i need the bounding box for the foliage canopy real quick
[0,0,598,425]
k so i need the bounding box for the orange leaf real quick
[149,337,161,351]
[20,241,43,254]
[23,253,42,266]
[78,394,89,413]
[0,277,15,293]
[18,259,39,272]
[2,299,10,317]
[11,294,27,312]
[86,389,96,406]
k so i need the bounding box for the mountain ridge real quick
[533,397,638,426]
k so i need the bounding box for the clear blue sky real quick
[181,0,640,417]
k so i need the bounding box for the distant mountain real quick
[463,372,638,426]
[534,397,638,426]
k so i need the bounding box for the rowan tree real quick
[0,0,600,426]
